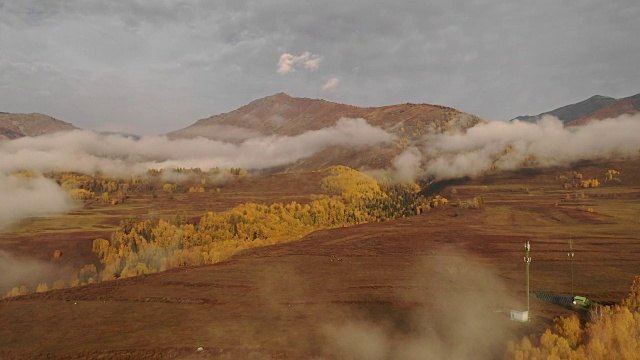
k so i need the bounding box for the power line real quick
[568,239,575,297]
[525,241,531,319]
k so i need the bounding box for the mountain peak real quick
[257,92,292,102]
[587,95,615,100]
[271,92,291,98]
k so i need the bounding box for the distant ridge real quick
[0,113,78,140]
[568,93,640,126]
[510,95,617,124]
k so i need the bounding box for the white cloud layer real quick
[422,114,640,180]
[0,118,393,177]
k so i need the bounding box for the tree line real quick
[4,166,447,297]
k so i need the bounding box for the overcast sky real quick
[1,0,638,135]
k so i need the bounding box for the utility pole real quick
[524,241,531,319]
[568,239,575,297]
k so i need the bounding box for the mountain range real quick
[1,93,484,170]
[2,91,638,160]
[6,92,640,139]
[510,93,640,125]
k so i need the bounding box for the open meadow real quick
[1,159,639,359]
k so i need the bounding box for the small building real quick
[510,310,529,322]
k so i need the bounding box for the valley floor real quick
[1,160,640,359]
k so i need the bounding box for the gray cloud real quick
[1,0,638,134]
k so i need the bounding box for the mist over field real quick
[0,174,74,293]
[257,252,517,359]
[0,248,74,295]
[0,173,74,232]
[390,114,640,181]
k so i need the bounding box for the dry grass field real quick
[1,159,639,359]
[0,172,326,275]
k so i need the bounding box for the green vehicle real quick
[572,295,591,308]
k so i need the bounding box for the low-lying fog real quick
[1,114,639,230]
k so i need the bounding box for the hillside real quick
[510,95,617,124]
[0,113,78,140]
[168,92,483,170]
[568,93,640,126]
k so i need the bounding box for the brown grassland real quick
[1,159,640,359]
